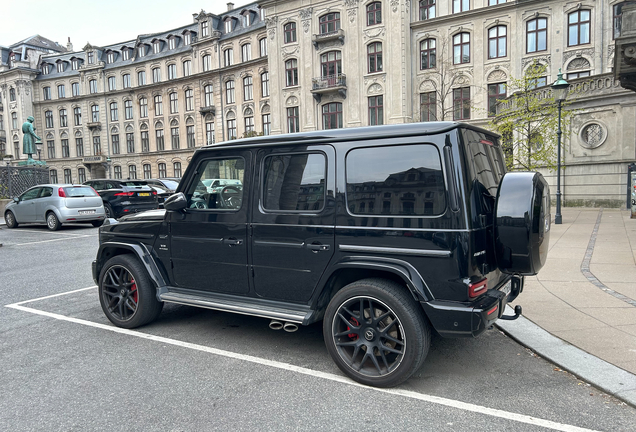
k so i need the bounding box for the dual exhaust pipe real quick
[269,320,298,333]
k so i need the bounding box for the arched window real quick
[453,32,470,64]
[129,164,137,179]
[9,88,16,101]
[320,51,342,85]
[367,42,382,73]
[420,38,436,69]
[91,105,100,122]
[202,54,212,71]
[125,100,133,119]
[158,163,167,178]
[285,59,298,86]
[319,12,340,34]
[367,2,382,26]
[488,25,507,59]
[284,22,297,43]
[45,110,54,128]
[322,102,343,129]
[59,109,68,127]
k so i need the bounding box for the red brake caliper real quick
[347,317,360,340]
[130,279,138,303]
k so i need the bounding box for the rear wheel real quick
[46,212,61,231]
[323,278,430,387]
[104,204,114,219]
[5,211,18,228]
[91,220,104,228]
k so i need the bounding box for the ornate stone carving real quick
[265,17,278,28]
[347,8,357,23]
[487,70,507,82]
[364,27,386,40]
[368,83,383,94]
[391,0,400,13]
[567,57,591,70]
[282,46,300,59]
[522,55,551,68]
[563,48,594,63]
[286,96,299,106]
[299,7,313,34]
[344,0,359,7]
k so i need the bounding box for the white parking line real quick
[7,229,93,236]
[5,289,600,432]
[13,235,93,246]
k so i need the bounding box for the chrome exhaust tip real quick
[283,322,298,333]
[269,320,283,330]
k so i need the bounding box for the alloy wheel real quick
[101,265,139,321]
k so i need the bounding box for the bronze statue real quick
[22,116,41,159]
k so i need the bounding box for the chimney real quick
[227,2,234,11]
[66,37,73,52]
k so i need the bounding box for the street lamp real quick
[551,69,569,225]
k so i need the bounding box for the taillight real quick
[114,192,134,196]
[469,278,488,299]
[58,187,66,197]
[152,191,157,195]
[90,187,99,195]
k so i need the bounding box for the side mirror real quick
[13,197,20,203]
[164,192,187,211]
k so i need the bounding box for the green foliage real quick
[489,64,574,171]
[241,130,264,139]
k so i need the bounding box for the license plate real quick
[138,193,150,196]
[500,280,512,297]
[78,210,95,215]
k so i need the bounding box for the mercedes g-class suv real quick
[92,122,550,388]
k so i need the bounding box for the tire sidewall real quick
[46,212,60,231]
[5,211,17,228]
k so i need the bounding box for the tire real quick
[5,211,19,228]
[91,220,104,228]
[104,204,114,219]
[46,212,61,231]
[98,254,163,329]
[323,278,431,388]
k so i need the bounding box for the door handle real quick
[306,243,330,252]
[223,238,243,246]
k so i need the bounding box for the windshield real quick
[121,181,149,187]
[160,180,179,190]
[63,186,99,197]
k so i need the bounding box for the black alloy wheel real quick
[104,204,114,219]
[324,278,430,387]
[98,255,163,328]
[5,211,18,228]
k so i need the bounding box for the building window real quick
[72,82,80,96]
[242,11,252,27]
[489,0,506,4]
[183,60,192,77]
[126,133,134,153]
[138,70,146,85]
[43,87,51,100]
[262,114,271,135]
[566,70,591,79]
[107,76,115,91]
[488,25,507,59]
[159,163,167,178]
[287,107,299,133]
[57,62,64,72]
[89,79,97,94]
[141,131,149,152]
[50,169,58,184]
[284,23,297,43]
[202,21,209,37]
[169,92,179,114]
[453,87,470,120]
[140,97,148,117]
[321,51,342,79]
[185,89,194,111]
[419,0,436,20]
[420,92,437,121]
[368,96,383,126]
[243,76,253,101]
[187,125,195,148]
[568,10,591,46]
[143,164,152,179]
[42,64,51,75]
[224,48,234,67]
[322,102,343,129]
[114,166,122,179]
[72,58,81,69]
[527,18,548,53]
[45,111,54,128]
[61,139,70,158]
[123,74,131,89]
[203,54,212,71]
[154,95,163,115]
[174,162,182,177]
[184,32,192,45]
[204,85,214,107]
[108,52,115,64]
[488,83,506,117]
[453,0,469,13]
[153,41,161,54]
[110,102,118,122]
[112,134,120,154]
[367,42,382,73]
[453,32,470,64]
[47,140,56,159]
[91,105,100,122]
[245,111,254,133]
[367,2,382,26]
[153,67,162,83]
[614,2,636,39]
[206,122,215,144]
[125,100,133,119]
[171,126,180,149]
[11,112,18,129]
[227,119,237,139]
[259,38,268,56]
[129,165,137,179]
[225,80,235,104]
[59,109,68,127]
[122,49,130,61]
[9,88,16,101]
[58,85,66,98]
[285,59,298,86]
[13,138,19,156]
[242,43,252,62]
[74,107,82,126]
[88,51,94,64]
[261,72,269,97]
[64,169,71,183]
[225,19,233,33]
[76,138,84,156]
[420,38,436,69]
[319,13,341,34]
[169,37,177,50]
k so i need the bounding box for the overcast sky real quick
[1,0,253,50]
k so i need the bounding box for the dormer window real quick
[260,7,265,20]
[41,63,50,75]
[72,58,81,70]
[202,21,209,37]
[122,48,130,60]
[88,51,94,64]
[153,41,161,54]
[225,18,233,33]
[242,11,252,27]
[107,52,115,64]
[138,45,146,57]
[169,38,176,50]
[57,62,64,73]
[184,32,192,45]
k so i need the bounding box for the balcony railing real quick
[199,106,216,116]
[312,29,345,48]
[312,74,347,91]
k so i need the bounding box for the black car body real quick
[92,122,551,387]
[83,179,159,219]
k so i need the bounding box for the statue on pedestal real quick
[20,116,45,166]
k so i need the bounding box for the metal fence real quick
[0,165,50,199]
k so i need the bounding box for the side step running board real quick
[159,292,311,324]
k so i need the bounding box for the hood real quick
[118,208,166,222]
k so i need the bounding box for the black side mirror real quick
[164,192,187,211]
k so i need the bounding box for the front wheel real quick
[323,278,431,387]
[5,211,19,228]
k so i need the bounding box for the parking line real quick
[9,286,97,306]
[6,229,94,236]
[12,235,93,246]
[5,290,599,432]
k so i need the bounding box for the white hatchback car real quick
[4,184,106,231]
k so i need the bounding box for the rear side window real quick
[63,186,98,197]
[346,144,446,216]
[262,153,326,212]
[462,129,506,198]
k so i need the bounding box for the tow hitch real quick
[499,305,522,321]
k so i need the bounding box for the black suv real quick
[83,179,159,219]
[92,123,550,387]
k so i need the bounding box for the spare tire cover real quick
[494,172,550,275]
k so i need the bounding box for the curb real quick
[496,306,636,408]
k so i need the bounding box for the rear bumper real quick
[58,207,106,223]
[421,276,524,338]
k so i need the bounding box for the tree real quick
[489,64,574,171]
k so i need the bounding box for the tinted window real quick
[63,186,99,197]
[461,129,505,197]
[160,180,179,190]
[262,153,326,212]
[346,144,446,216]
[40,187,53,198]
[21,188,41,201]
[185,158,244,210]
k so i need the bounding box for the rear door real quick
[35,187,54,222]
[251,145,336,302]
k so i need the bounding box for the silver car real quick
[4,184,106,231]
